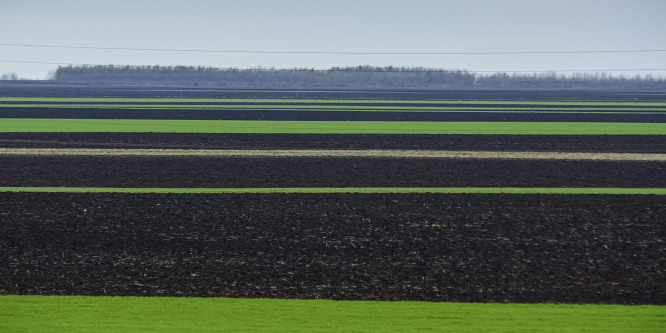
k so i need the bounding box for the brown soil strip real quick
[1,148,665,161]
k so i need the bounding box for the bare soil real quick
[3,106,665,122]
[1,155,664,188]
[1,133,665,152]
[1,193,663,304]
[2,86,664,304]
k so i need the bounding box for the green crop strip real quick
[1,97,665,106]
[2,103,666,113]
[2,187,665,194]
[1,295,663,332]
[2,119,666,134]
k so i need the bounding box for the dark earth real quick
[4,100,666,108]
[2,133,666,152]
[3,107,665,122]
[1,84,665,305]
[1,155,665,188]
[1,193,664,304]
[3,82,666,101]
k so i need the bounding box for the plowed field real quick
[2,193,664,304]
[1,87,665,307]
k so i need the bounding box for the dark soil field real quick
[1,133,665,152]
[1,85,665,305]
[1,193,664,304]
[1,155,665,188]
[2,82,666,101]
[3,107,665,122]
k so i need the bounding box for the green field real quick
[3,102,666,111]
[2,97,666,106]
[2,119,666,134]
[6,103,666,113]
[2,186,666,194]
[1,295,663,332]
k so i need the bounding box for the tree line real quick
[54,65,666,90]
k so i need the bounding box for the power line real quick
[1,43,666,55]
[2,60,665,74]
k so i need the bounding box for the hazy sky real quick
[1,0,665,79]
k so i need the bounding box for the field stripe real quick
[2,187,665,194]
[2,97,666,106]
[4,104,666,113]
[2,119,666,134]
[2,148,666,161]
[2,295,663,333]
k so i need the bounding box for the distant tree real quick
[46,70,57,80]
[51,65,665,90]
[1,72,18,80]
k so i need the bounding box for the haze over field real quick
[1,0,665,79]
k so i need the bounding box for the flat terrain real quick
[4,296,663,332]
[2,148,666,160]
[1,86,665,330]
[1,133,665,152]
[2,192,664,304]
[1,155,664,187]
[3,118,666,134]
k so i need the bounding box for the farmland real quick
[2,296,663,332]
[1,85,665,331]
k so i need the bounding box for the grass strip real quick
[2,97,665,106]
[3,104,666,113]
[1,187,666,194]
[1,295,663,332]
[2,119,666,134]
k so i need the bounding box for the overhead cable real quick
[1,43,666,55]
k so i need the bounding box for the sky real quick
[1,0,665,80]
